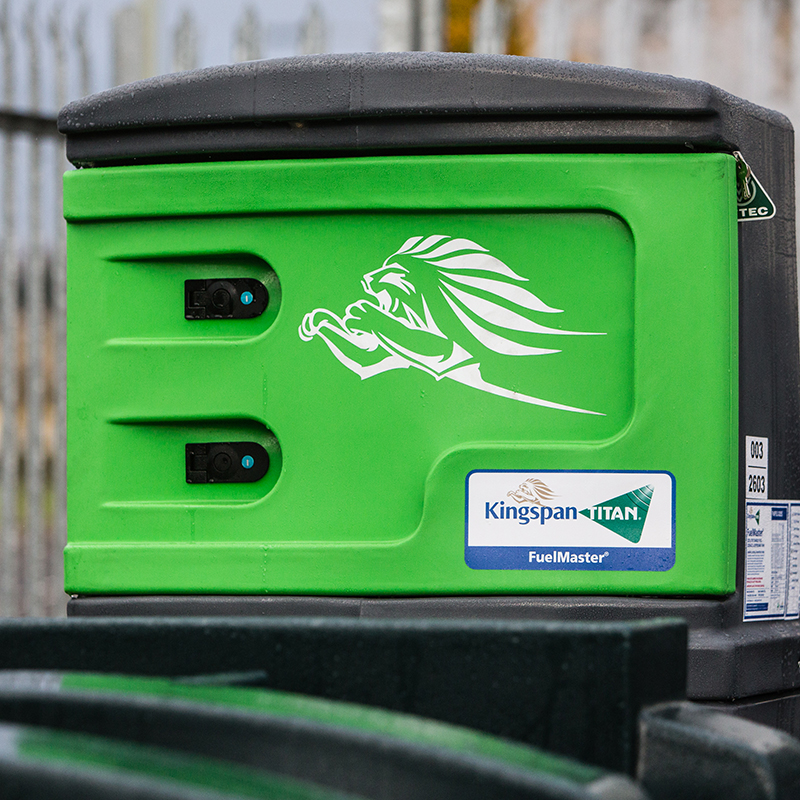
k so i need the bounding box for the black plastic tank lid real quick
[58,51,790,167]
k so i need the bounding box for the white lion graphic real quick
[299,235,605,415]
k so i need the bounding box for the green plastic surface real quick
[12,723,350,799]
[58,671,605,786]
[65,153,738,595]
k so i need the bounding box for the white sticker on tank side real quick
[745,436,769,500]
[465,470,675,571]
[787,506,800,620]
[745,501,800,621]
[745,502,789,620]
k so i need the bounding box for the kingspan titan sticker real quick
[299,236,606,415]
[465,470,675,571]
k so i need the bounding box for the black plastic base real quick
[704,689,800,738]
[68,592,800,702]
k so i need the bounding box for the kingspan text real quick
[485,501,577,525]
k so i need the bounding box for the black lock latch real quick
[185,279,268,319]
[186,442,269,483]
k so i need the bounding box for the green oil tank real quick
[60,55,800,705]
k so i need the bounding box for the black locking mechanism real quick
[185,442,269,483]
[185,279,268,319]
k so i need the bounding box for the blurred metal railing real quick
[0,1,65,617]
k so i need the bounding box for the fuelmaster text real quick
[529,551,610,564]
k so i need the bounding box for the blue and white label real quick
[744,501,800,621]
[465,470,675,571]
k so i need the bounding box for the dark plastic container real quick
[59,53,800,717]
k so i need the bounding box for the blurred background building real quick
[0,0,797,616]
